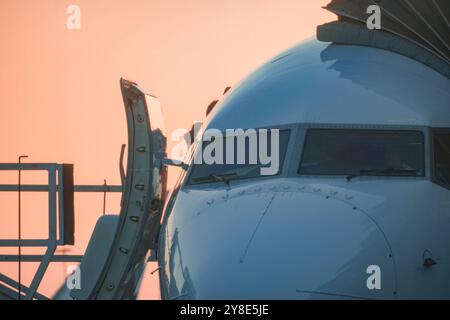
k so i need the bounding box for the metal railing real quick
[0,162,121,300]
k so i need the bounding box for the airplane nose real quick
[159,185,397,300]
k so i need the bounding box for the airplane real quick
[154,0,450,300]
[0,0,449,300]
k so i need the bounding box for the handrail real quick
[0,185,122,192]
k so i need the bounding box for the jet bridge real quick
[317,0,450,78]
[0,79,167,300]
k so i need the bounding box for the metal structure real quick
[0,163,122,300]
[86,79,167,300]
[317,0,450,78]
[0,78,167,300]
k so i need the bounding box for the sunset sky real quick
[0,0,334,299]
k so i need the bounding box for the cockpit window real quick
[299,129,425,177]
[433,130,450,188]
[187,130,290,185]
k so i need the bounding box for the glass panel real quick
[188,130,290,185]
[299,129,424,177]
[434,131,450,187]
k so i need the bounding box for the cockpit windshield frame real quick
[181,123,435,187]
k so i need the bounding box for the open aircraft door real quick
[79,79,168,300]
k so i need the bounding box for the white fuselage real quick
[157,40,450,299]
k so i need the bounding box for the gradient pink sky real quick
[0,0,334,299]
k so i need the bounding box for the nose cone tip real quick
[160,189,396,300]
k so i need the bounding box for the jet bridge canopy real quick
[317,0,450,78]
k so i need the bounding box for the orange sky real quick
[0,0,334,299]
